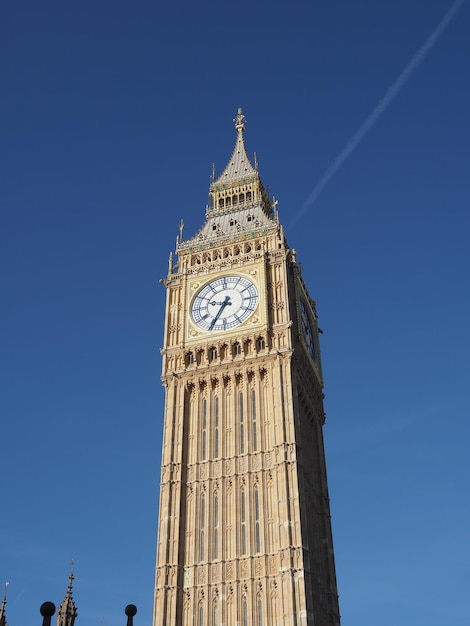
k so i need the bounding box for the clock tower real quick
[153,110,341,626]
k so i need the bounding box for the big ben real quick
[153,110,341,626]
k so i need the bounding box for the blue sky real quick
[1,1,469,624]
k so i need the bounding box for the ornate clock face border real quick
[186,264,266,342]
[191,275,259,332]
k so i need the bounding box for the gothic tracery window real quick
[202,399,207,460]
[200,495,206,561]
[214,397,220,458]
[255,486,261,553]
[214,493,219,559]
[252,389,258,452]
[241,489,247,555]
[239,392,245,454]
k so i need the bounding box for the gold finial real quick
[234,107,246,133]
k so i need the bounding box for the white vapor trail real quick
[293,0,465,223]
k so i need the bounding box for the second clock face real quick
[191,276,258,332]
[299,298,316,361]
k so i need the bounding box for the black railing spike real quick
[40,602,56,626]
[125,604,137,626]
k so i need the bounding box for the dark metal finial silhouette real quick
[125,605,137,626]
[40,602,56,626]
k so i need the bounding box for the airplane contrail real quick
[293,0,465,224]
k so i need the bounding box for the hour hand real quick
[209,296,231,330]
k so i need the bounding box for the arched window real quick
[200,495,206,561]
[214,397,220,458]
[241,490,247,555]
[252,389,258,452]
[198,605,204,626]
[242,598,248,626]
[254,486,261,553]
[202,399,207,461]
[214,493,219,559]
[257,595,263,626]
[213,602,219,626]
[239,392,244,454]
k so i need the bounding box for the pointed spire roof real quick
[177,108,277,252]
[0,582,9,626]
[56,563,77,626]
[212,108,257,186]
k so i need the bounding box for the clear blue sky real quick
[1,1,469,624]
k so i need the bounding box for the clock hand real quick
[210,299,233,306]
[209,296,231,330]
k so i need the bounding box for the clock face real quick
[191,276,259,332]
[299,299,316,361]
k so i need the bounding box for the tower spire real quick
[56,562,77,626]
[234,107,246,133]
[0,582,9,626]
[213,107,256,188]
[177,109,274,251]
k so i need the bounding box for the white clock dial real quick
[191,276,258,331]
[299,298,316,361]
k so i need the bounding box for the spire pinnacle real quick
[0,583,9,626]
[234,107,246,133]
[57,562,77,626]
[212,108,256,189]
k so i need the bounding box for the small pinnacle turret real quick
[0,582,9,626]
[56,565,77,626]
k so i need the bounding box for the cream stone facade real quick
[153,110,340,626]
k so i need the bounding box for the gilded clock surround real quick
[154,110,340,626]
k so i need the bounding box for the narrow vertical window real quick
[255,486,261,553]
[257,596,263,626]
[239,392,244,454]
[214,397,219,458]
[214,494,219,559]
[252,389,258,451]
[241,490,247,555]
[202,399,207,460]
[213,602,219,626]
[199,605,204,626]
[200,495,205,561]
[242,598,248,626]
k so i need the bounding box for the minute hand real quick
[209,296,231,330]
